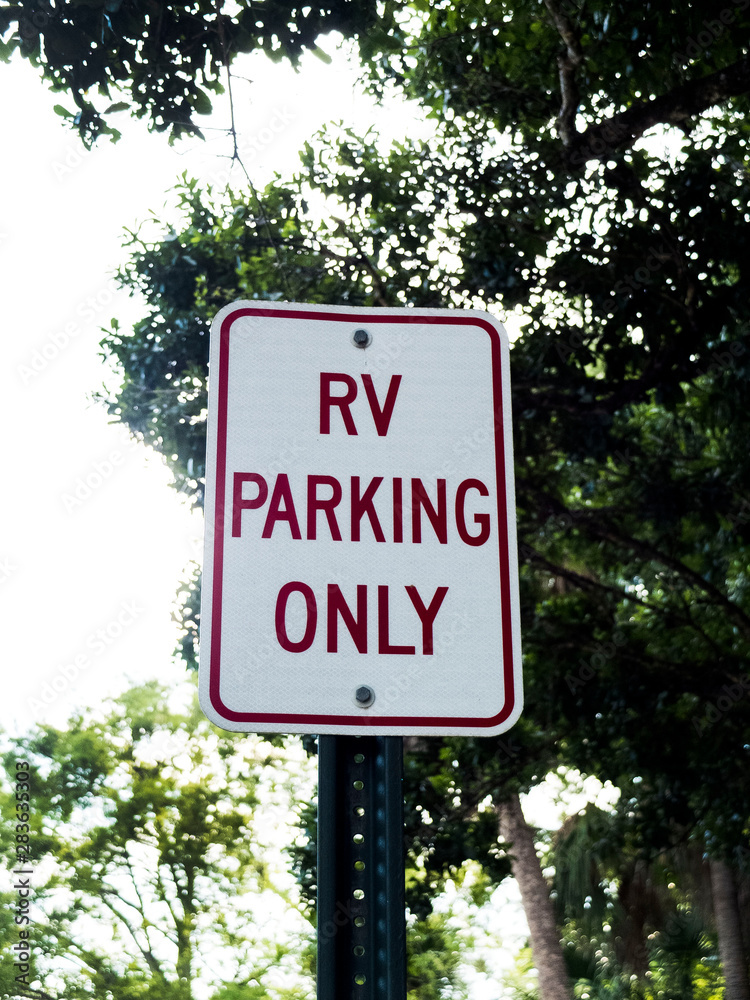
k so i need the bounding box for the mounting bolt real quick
[355,685,375,707]
[352,328,371,349]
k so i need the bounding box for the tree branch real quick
[523,542,661,614]
[155,866,181,944]
[124,852,159,959]
[523,508,749,654]
[568,55,750,164]
[591,522,750,640]
[528,487,750,640]
[544,0,584,146]
[21,988,60,1000]
[99,891,168,981]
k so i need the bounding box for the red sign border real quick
[206,305,517,730]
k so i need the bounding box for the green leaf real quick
[192,87,213,116]
[311,44,332,64]
[0,35,16,62]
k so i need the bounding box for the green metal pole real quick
[317,735,406,1000]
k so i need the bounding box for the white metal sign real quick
[199,301,521,735]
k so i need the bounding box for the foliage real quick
[0,0,385,144]
[101,174,376,507]
[406,911,470,1000]
[549,803,728,996]
[1,686,476,1000]
[0,681,316,1000]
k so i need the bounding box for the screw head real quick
[355,685,375,707]
[352,328,371,349]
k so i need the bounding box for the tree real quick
[86,1,750,995]
[1,680,316,999]
[712,860,750,1000]
[499,793,570,1000]
[1,682,475,1000]
[0,0,384,143]
[550,801,729,998]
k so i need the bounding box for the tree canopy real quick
[0,682,477,1000]
[0,0,384,143]
[1,682,316,999]
[101,0,750,858]
[8,0,750,995]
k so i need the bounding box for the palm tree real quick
[549,803,732,998]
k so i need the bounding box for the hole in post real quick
[354,945,365,957]
[354,916,366,927]
[354,974,367,986]
[354,806,365,817]
[354,753,365,763]
[353,833,364,845]
[353,889,365,900]
[354,860,365,871]
[353,780,364,790]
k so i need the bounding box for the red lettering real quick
[327,584,368,653]
[238,474,489,546]
[455,479,491,546]
[378,586,415,654]
[351,476,385,542]
[307,476,343,540]
[411,479,447,543]
[262,474,302,539]
[275,582,317,652]
[232,473,267,537]
[320,373,358,435]
[361,374,402,436]
[393,477,403,543]
[405,586,449,654]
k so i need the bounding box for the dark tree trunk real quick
[498,791,571,1000]
[711,858,750,1000]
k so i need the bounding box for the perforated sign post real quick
[199,300,522,1000]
